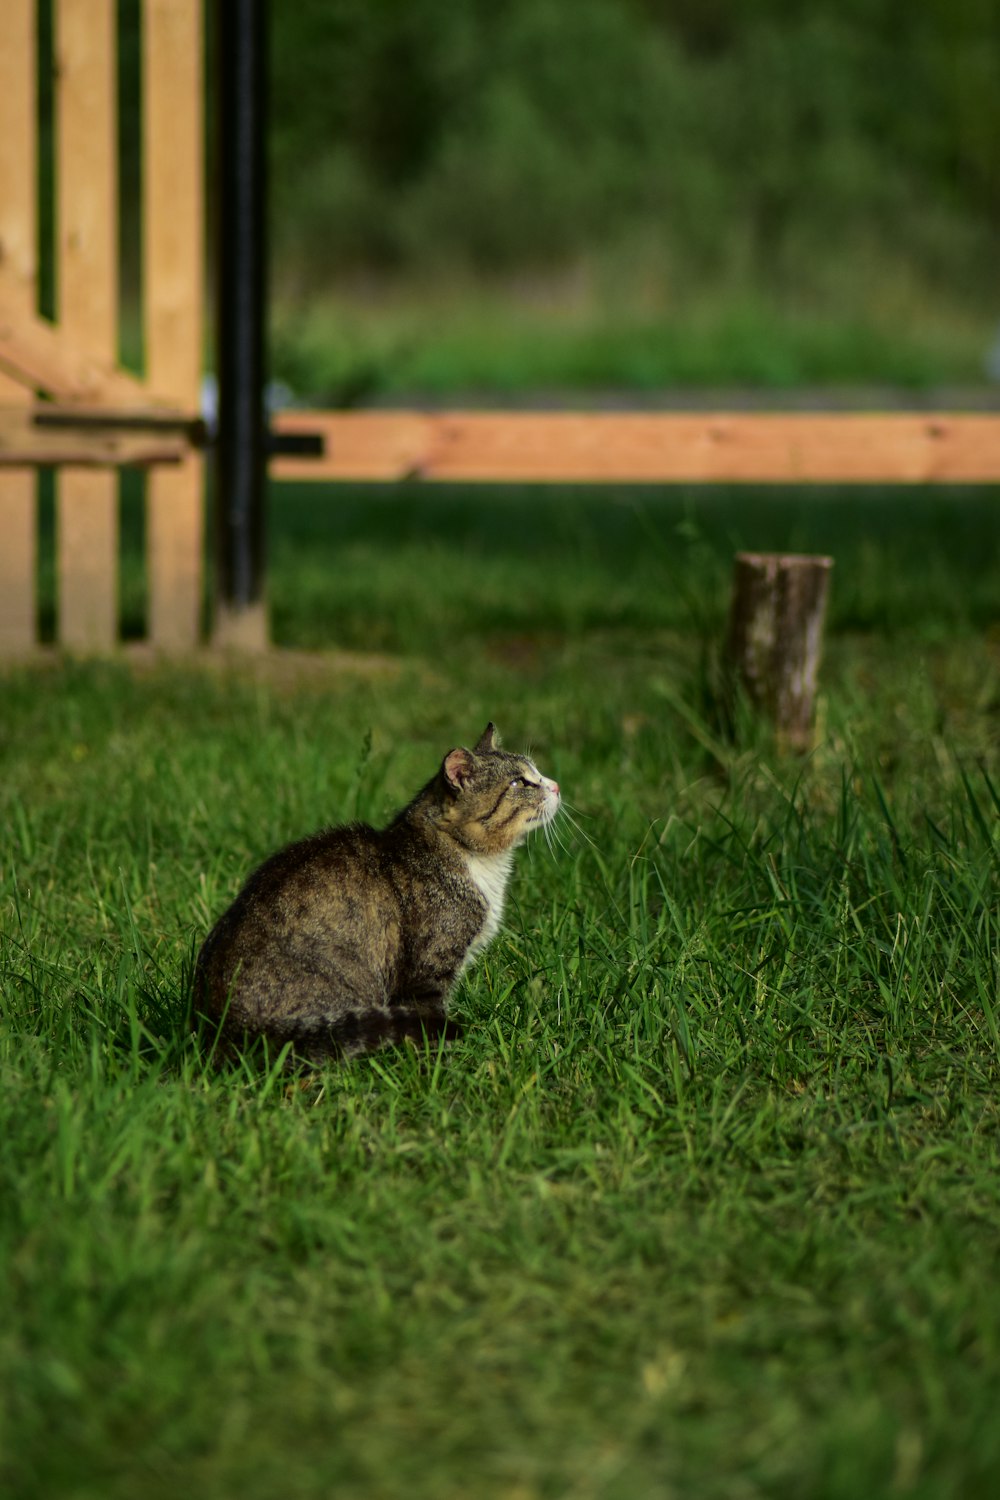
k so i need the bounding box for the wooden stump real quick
[725,552,833,752]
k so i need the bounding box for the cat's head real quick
[437,723,560,853]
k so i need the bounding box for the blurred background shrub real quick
[85,0,1000,391]
[268,0,999,296]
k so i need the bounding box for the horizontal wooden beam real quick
[0,405,187,466]
[270,410,1000,485]
[33,404,204,437]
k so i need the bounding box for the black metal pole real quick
[214,0,268,641]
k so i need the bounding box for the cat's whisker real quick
[559,797,595,826]
[558,806,599,853]
[558,829,578,858]
[542,813,574,860]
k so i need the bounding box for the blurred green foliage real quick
[34,0,998,384]
[268,0,1000,297]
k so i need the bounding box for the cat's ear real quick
[443,748,476,790]
[474,723,500,753]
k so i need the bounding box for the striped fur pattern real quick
[193,724,559,1064]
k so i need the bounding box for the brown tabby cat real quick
[193,724,560,1063]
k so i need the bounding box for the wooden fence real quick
[0,0,203,655]
[1,0,999,658]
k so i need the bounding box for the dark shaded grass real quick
[267,482,1000,651]
[34,478,1000,648]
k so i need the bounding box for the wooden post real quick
[0,0,37,655]
[55,0,119,652]
[725,552,833,752]
[144,0,205,652]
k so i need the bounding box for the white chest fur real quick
[463,849,514,961]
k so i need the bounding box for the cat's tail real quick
[204,1007,462,1066]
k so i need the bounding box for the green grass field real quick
[3,482,1000,1499]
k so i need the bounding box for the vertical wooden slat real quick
[144,0,204,652]
[0,0,38,655]
[55,0,118,652]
